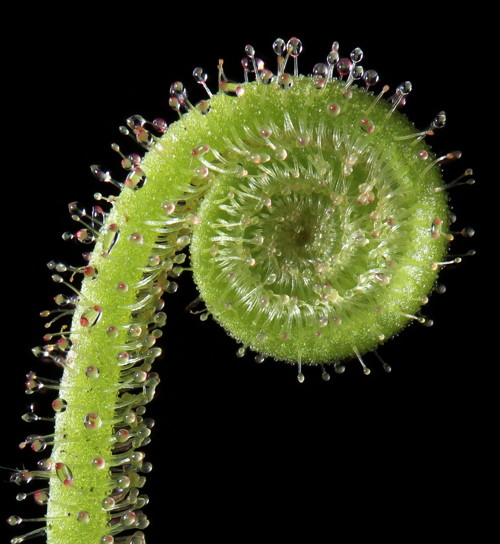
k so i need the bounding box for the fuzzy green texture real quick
[47,205,158,542]
[46,115,205,541]
[190,78,449,362]
[45,77,244,544]
[43,76,449,543]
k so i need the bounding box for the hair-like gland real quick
[14,44,459,544]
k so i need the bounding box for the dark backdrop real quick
[3,7,492,542]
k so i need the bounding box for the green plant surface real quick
[46,75,450,543]
[8,35,474,544]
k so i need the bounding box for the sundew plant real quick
[5,33,477,544]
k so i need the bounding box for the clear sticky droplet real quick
[287,37,303,58]
[275,147,288,160]
[432,111,446,130]
[363,69,379,87]
[327,50,339,66]
[236,346,246,358]
[116,281,129,292]
[334,362,345,374]
[129,232,144,245]
[398,81,412,95]
[80,306,102,328]
[55,462,74,487]
[337,58,352,76]
[101,224,120,254]
[152,118,167,133]
[260,69,274,84]
[125,167,147,190]
[90,165,111,183]
[92,456,106,469]
[169,96,181,112]
[115,429,129,442]
[197,100,211,114]
[107,326,119,337]
[273,38,286,55]
[102,497,115,510]
[84,266,98,279]
[85,366,100,379]
[121,511,137,526]
[34,490,49,505]
[51,398,67,412]
[192,67,208,83]
[327,103,341,116]
[350,47,363,63]
[84,412,102,430]
[352,65,364,80]
[37,458,52,471]
[117,475,131,489]
[278,74,293,89]
[21,411,38,423]
[245,44,255,57]
[313,63,328,77]
[161,201,176,215]
[360,118,375,133]
[30,437,47,452]
[170,80,185,96]
[76,511,91,523]
[265,273,277,285]
[134,371,148,384]
[123,411,137,425]
[126,115,146,130]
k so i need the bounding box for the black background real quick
[2,6,493,542]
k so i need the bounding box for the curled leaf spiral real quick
[8,36,474,544]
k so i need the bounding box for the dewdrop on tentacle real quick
[9,36,474,544]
